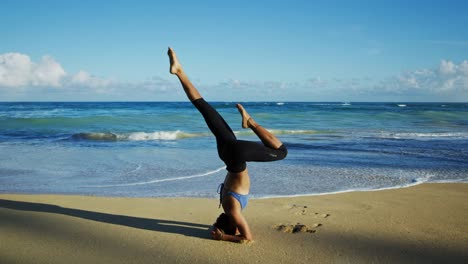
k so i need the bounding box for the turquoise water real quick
[1,102,467,198]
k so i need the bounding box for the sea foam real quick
[84,166,226,187]
[377,131,468,139]
[72,131,205,141]
[72,129,319,141]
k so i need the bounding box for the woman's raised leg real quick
[168,47,236,143]
[168,47,201,101]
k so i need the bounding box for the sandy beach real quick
[1,183,467,264]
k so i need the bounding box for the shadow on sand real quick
[0,199,211,239]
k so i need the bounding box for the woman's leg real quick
[233,104,287,162]
[168,48,286,164]
[168,47,201,101]
[236,104,283,149]
[168,47,236,143]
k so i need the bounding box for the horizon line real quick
[0,101,467,104]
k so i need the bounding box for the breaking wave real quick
[71,131,206,141]
[71,129,320,141]
[376,131,468,139]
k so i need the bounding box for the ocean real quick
[1,102,467,198]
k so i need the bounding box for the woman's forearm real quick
[221,233,250,243]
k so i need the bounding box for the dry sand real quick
[1,183,467,264]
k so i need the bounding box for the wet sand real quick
[1,183,467,263]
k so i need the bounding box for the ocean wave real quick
[0,128,326,142]
[70,129,321,141]
[233,129,320,137]
[71,131,206,141]
[269,129,318,135]
[376,132,468,139]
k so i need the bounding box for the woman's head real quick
[213,213,236,235]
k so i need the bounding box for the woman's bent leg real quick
[233,104,287,162]
[235,140,287,162]
[236,104,283,149]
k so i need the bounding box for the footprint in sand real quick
[288,204,309,216]
[273,222,322,234]
[314,212,331,218]
[288,205,331,219]
[280,205,330,234]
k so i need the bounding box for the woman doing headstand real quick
[168,48,287,242]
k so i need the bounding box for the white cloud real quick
[212,60,468,101]
[219,79,258,89]
[0,53,32,87]
[0,53,66,87]
[0,52,115,90]
[2,52,467,101]
[457,61,468,75]
[0,52,184,101]
[69,70,113,89]
[0,52,179,93]
[137,76,178,92]
[70,70,91,84]
[380,60,468,94]
[439,60,456,75]
[306,77,326,87]
[32,55,66,87]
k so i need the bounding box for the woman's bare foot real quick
[168,47,183,75]
[236,103,255,129]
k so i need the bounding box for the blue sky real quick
[1,0,467,101]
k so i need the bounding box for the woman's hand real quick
[211,227,224,240]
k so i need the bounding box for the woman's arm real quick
[211,227,242,242]
[211,227,252,243]
[230,211,253,241]
[211,211,253,242]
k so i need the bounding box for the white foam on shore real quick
[255,175,443,199]
[254,177,468,200]
[83,166,226,188]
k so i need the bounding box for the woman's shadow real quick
[0,199,211,239]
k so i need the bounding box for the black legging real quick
[193,98,287,172]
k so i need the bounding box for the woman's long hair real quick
[213,213,236,235]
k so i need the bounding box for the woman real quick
[168,48,287,242]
